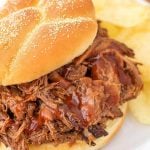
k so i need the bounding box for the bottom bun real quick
[0,104,127,150]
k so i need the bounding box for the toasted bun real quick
[0,104,127,150]
[0,0,97,85]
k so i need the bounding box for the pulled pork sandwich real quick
[0,0,142,150]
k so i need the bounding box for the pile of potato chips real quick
[92,0,150,124]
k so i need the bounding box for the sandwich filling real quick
[0,26,142,150]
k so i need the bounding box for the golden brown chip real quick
[92,0,150,27]
[129,83,150,125]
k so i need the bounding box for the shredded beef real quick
[88,124,108,138]
[0,26,143,150]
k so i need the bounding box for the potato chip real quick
[130,19,150,31]
[129,83,150,125]
[113,19,150,124]
[139,66,150,82]
[100,22,122,38]
[92,0,150,27]
[115,21,150,82]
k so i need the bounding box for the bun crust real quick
[0,0,97,85]
[0,104,127,150]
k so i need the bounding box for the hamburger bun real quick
[0,0,97,86]
[0,104,127,150]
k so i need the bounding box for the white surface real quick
[103,113,150,150]
[0,0,6,9]
[137,0,150,6]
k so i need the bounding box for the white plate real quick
[103,113,150,150]
[0,0,6,9]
